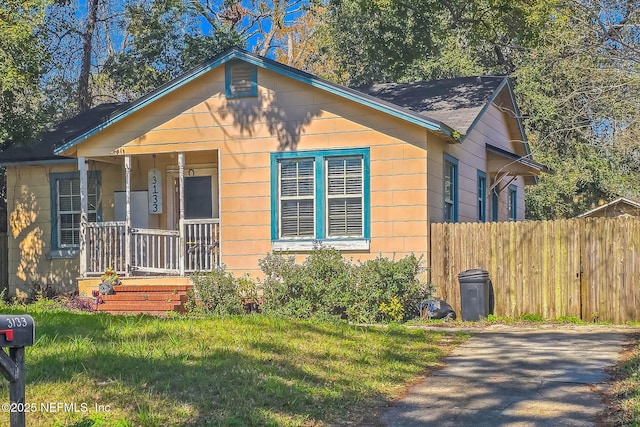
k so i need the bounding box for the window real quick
[225,61,257,98]
[491,179,499,221]
[443,154,458,223]
[50,172,100,252]
[271,149,370,250]
[477,170,486,222]
[508,185,517,221]
[279,159,315,237]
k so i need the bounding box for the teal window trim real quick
[225,61,258,98]
[443,153,458,223]
[477,170,486,222]
[49,171,102,251]
[508,184,517,221]
[270,148,370,242]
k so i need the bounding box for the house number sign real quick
[148,168,163,214]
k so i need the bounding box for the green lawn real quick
[0,304,468,426]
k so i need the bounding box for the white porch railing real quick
[184,219,221,272]
[85,219,220,276]
[131,228,180,274]
[86,222,127,276]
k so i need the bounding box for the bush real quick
[259,248,434,322]
[349,254,434,323]
[187,266,259,316]
[259,248,352,318]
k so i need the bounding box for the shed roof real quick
[575,197,640,218]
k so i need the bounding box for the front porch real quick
[75,151,221,300]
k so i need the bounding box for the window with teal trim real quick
[279,158,315,237]
[508,185,517,221]
[50,172,100,250]
[225,61,257,98]
[271,149,370,243]
[477,170,486,222]
[443,154,458,223]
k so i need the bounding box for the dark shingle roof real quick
[357,76,506,135]
[0,102,128,164]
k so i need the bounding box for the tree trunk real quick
[78,0,100,112]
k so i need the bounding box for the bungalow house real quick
[0,48,547,311]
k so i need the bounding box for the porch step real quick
[101,293,189,303]
[96,284,192,315]
[112,285,192,293]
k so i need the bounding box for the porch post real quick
[78,157,88,278]
[124,155,132,275]
[178,153,185,275]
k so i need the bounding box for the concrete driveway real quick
[382,325,635,427]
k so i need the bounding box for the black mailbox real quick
[0,315,35,348]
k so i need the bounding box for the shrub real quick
[349,254,434,323]
[260,247,352,318]
[187,266,258,316]
[379,296,404,322]
[259,248,434,322]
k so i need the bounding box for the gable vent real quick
[229,64,256,97]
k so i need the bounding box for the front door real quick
[184,176,213,219]
[167,166,219,230]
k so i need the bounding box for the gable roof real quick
[358,76,508,137]
[0,48,529,162]
[0,102,128,165]
[53,48,460,156]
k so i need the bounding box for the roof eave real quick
[0,158,76,167]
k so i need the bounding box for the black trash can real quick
[458,269,490,321]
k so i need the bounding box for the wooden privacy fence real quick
[430,217,640,324]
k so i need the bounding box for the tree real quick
[319,0,554,85]
[319,0,640,218]
[518,0,640,218]
[0,0,50,146]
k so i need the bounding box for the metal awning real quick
[486,144,551,185]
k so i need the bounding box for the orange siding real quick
[67,65,433,279]
[5,162,121,296]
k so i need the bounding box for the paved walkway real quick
[382,325,635,427]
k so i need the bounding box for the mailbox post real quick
[0,315,35,427]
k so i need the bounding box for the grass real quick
[0,303,468,427]
[598,333,640,426]
[408,313,607,327]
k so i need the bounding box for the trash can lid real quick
[458,269,489,279]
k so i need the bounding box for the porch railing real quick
[85,219,221,276]
[86,222,127,276]
[184,219,221,272]
[131,228,180,274]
